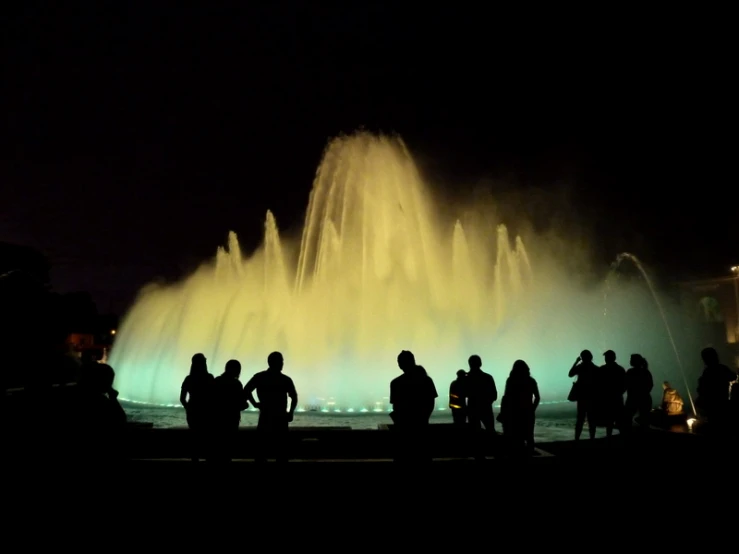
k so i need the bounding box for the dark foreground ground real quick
[4,423,736,535]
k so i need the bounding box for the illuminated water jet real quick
[606,253,697,415]
[110,132,694,410]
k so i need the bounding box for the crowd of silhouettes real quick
[442,354,541,458]
[4,340,737,465]
[567,346,737,441]
[180,351,297,462]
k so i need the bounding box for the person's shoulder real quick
[181,375,191,386]
[390,374,404,385]
[281,373,294,384]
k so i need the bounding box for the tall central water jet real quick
[110,132,693,410]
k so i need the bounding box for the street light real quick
[732,266,739,345]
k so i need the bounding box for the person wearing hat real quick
[596,350,627,438]
[449,369,467,426]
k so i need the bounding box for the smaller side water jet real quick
[608,253,697,416]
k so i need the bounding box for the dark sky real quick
[2,3,736,314]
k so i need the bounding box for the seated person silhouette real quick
[70,362,127,463]
[389,350,437,462]
[244,351,297,463]
[210,360,248,462]
[650,381,687,428]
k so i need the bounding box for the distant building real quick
[66,332,110,361]
[678,269,739,367]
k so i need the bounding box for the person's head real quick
[468,355,482,371]
[397,350,415,371]
[580,350,593,362]
[191,353,207,376]
[510,359,530,379]
[456,369,466,379]
[267,351,284,371]
[95,364,116,392]
[663,381,671,391]
[701,347,719,366]
[630,353,643,368]
[224,359,241,378]
[603,350,616,363]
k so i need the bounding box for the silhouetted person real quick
[499,360,540,456]
[210,360,247,462]
[244,351,297,463]
[624,354,654,429]
[696,347,736,427]
[389,350,438,462]
[180,353,214,462]
[71,363,127,463]
[449,369,467,426]
[466,354,498,460]
[596,350,626,439]
[568,350,598,440]
[78,349,99,383]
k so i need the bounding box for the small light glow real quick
[731,266,738,273]
[687,417,697,429]
[111,329,116,335]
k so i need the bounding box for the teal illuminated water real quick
[123,402,581,441]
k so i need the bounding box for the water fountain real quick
[110,132,692,412]
[606,253,697,416]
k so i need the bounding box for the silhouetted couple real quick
[180,353,245,462]
[569,349,627,440]
[180,351,297,462]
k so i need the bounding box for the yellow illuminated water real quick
[110,132,696,410]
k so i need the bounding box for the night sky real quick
[2,4,735,315]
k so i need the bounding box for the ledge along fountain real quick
[110,132,699,414]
